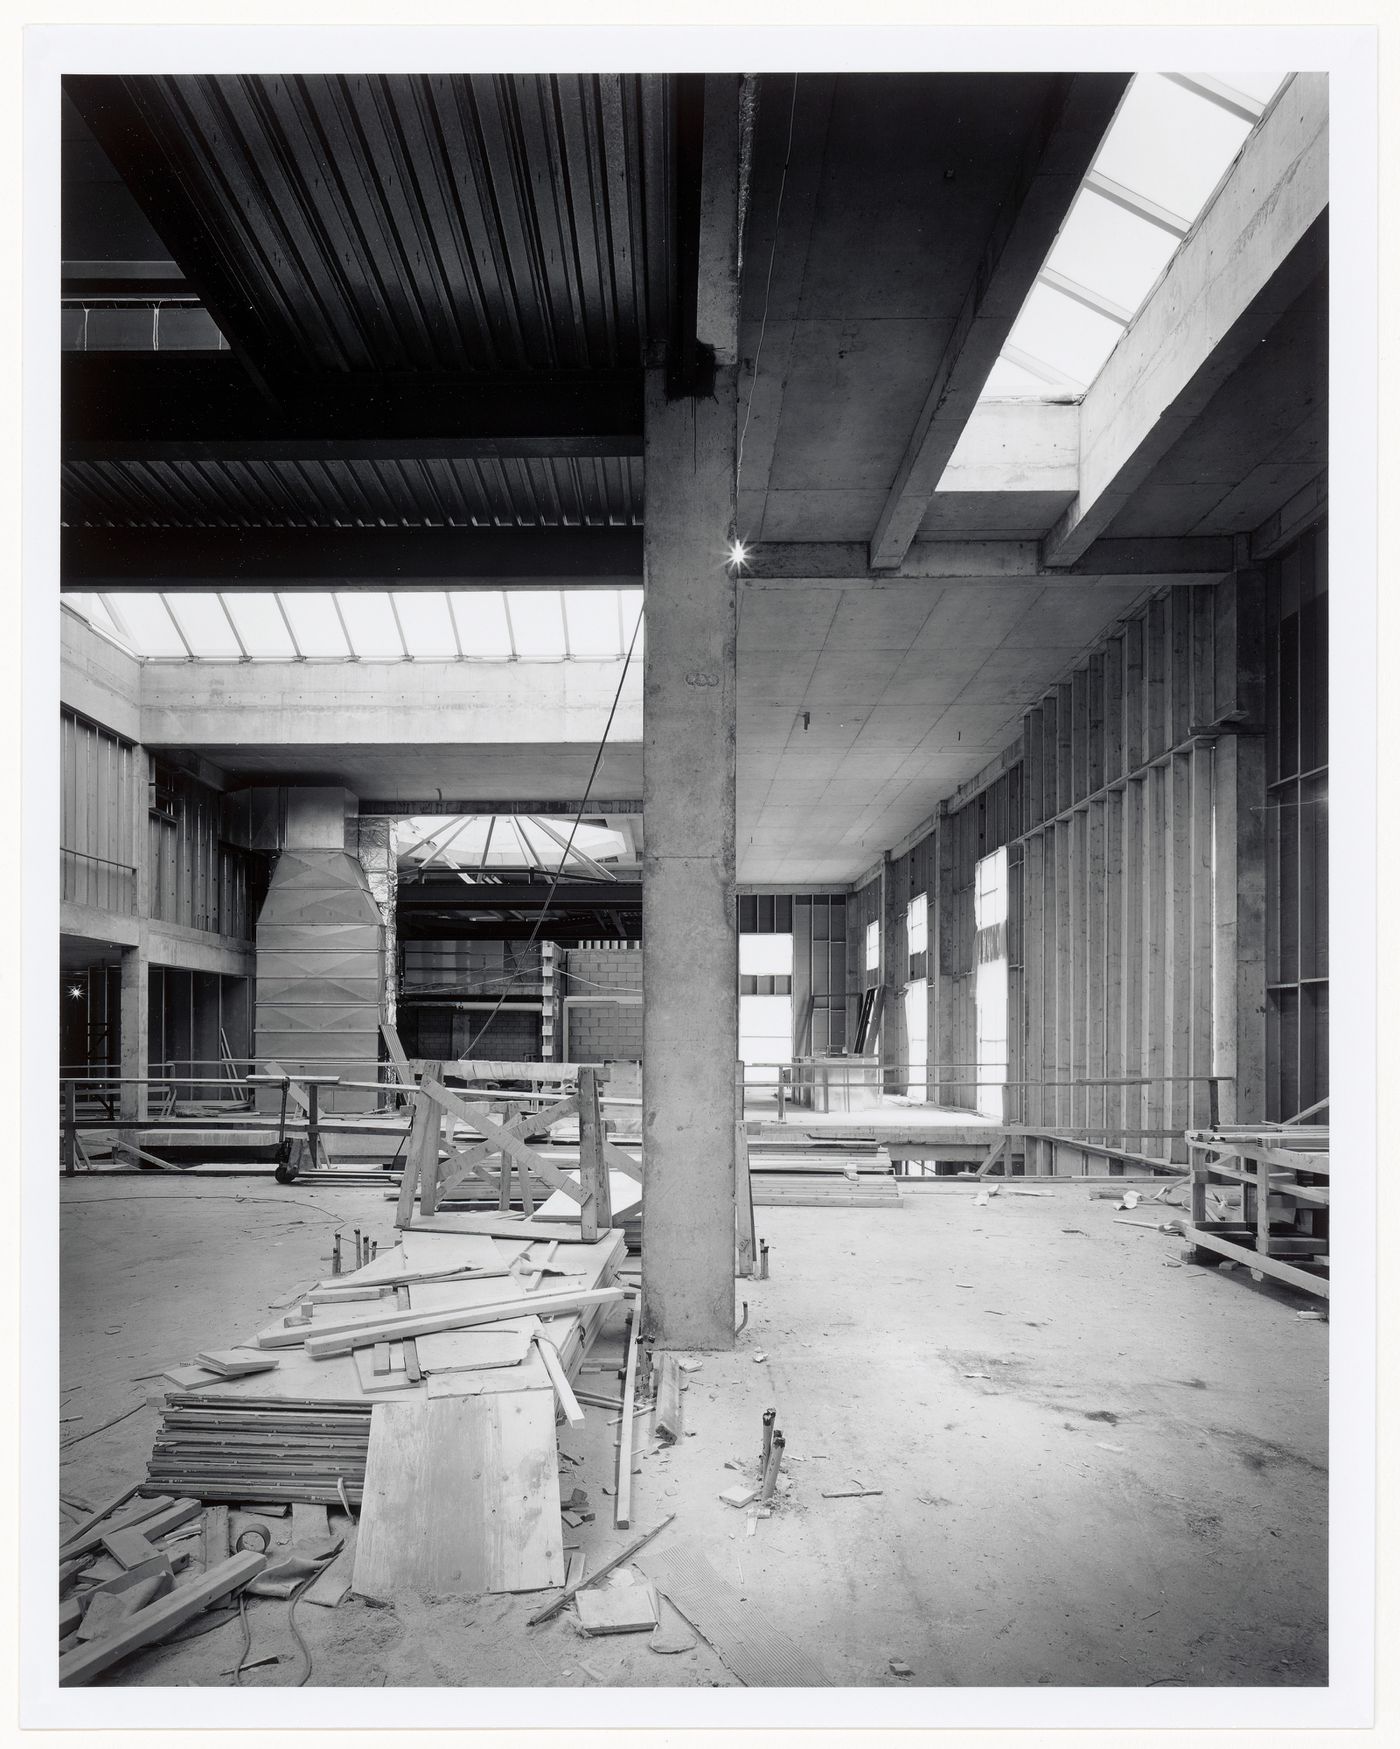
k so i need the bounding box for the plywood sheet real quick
[638,1539,833,1687]
[424,1350,551,1398]
[399,1231,507,1273]
[414,1320,535,1374]
[353,1390,564,1597]
[534,1170,642,1223]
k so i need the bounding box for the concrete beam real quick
[695,74,745,367]
[744,536,1233,586]
[138,658,642,752]
[868,75,1129,571]
[1044,74,1328,567]
[61,607,142,741]
[938,400,1079,495]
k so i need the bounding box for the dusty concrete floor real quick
[59,1172,1327,1689]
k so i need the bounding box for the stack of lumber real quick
[147,1397,373,1506]
[751,1172,901,1208]
[141,1224,628,1595]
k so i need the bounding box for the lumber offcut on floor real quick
[59,1175,1326,1687]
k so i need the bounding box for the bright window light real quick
[1044,192,1180,316]
[563,590,622,657]
[975,847,1009,931]
[336,592,404,659]
[165,593,242,658]
[979,72,1289,405]
[865,919,879,971]
[224,593,297,658]
[506,590,566,659]
[739,932,793,976]
[280,593,350,658]
[1005,283,1124,390]
[449,590,514,658]
[105,594,186,658]
[1094,74,1253,225]
[979,357,1059,399]
[393,590,456,658]
[907,892,928,956]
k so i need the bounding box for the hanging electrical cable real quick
[459,608,644,1056]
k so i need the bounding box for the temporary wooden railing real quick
[1180,1126,1330,1297]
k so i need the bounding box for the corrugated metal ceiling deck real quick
[78,73,676,376]
[61,453,644,530]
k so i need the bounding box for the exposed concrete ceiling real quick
[736,576,1148,882]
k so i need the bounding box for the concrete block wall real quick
[563,947,643,1062]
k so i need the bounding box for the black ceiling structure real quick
[60,72,707,560]
[395,873,643,944]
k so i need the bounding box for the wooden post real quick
[397,1061,442,1227]
[577,1065,608,1243]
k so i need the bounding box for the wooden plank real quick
[303,1287,627,1359]
[380,1021,414,1087]
[415,1062,446,1220]
[576,1066,609,1243]
[59,1552,266,1687]
[353,1391,565,1598]
[637,1538,833,1686]
[615,1310,640,1530]
[304,1529,357,1607]
[653,1354,684,1444]
[60,1491,172,1559]
[534,1333,585,1427]
[735,1109,756,1277]
[203,1505,230,1567]
[396,1062,441,1227]
[194,1348,279,1378]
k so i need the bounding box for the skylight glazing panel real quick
[1046,192,1180,316]
[224,593,297,658]
[1216,71,1287,106]
[1093,73,1253,227]
[392,591,455,659]
[563,590,622,657]
[1005,283,1123,390]
[166,593,241,658]
[106,593,186,658]
[280,593,350,658]
[979,357,1057,398]
[449,590,513,658]
[506,590,566,659]
[336,591,403,659]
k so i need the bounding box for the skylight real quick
[979,72,1289,402]
[62,588,646,665]
[395,815,630,876]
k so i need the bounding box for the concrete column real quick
[641,364,739,1351]
[118,943,149,1121]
